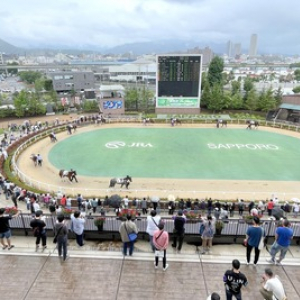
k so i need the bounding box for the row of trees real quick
[124,85,154,111]
[201,56,283,112]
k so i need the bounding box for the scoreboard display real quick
[156,55,202,108]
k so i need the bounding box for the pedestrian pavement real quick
[1,190,300,299]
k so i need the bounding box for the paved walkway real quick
[1,190,300,299]
[1,236,300,300]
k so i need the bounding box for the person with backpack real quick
[200,215,215,254]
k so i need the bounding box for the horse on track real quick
[143,118,155,125]
[246,120,259,129]
[49,133,57,142]
[30,154,38,167]
[109,175,132,189]
[216,119,227,128]
[171,118,182,126]
[59,169,78,182]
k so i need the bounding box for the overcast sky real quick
[1,0,300,54]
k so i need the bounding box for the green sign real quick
[157,97,199,108]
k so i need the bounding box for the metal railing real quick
[9,213,300,239]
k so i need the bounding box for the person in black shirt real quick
[0,207,20,250]
[171,210,186,253]
[30,211,47,251]
[223,259,248,300]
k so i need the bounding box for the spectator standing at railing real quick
[30,211,47,251]
[77,194,83,211]
[207,198,213,215]
[60,194,67,208]
[229,202,236,217]
[71,211,85,247]
[119,214,138,256]
[238,200,245,216]
[66,196,72,209]
[257,200,266,216]
[146,210,161,252]
[91,198,98,213]
[172,210,186,253]
[245,216,264,265]
[0,207,20,250]
[292,202,299,218]
[186,198,192,210]
[30,194,40,214]
[266,219,293,265]
[55,215,69,261]
[123,195,129,209]
[141,198,148,215]
[267,199,274,216]
[153,221,169,271]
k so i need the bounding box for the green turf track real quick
[48,128,300,181]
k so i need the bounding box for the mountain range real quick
[0,38,226,56]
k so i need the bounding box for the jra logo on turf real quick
[105,141,153,149]
[207,144,279,150]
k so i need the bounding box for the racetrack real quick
[16,123,300,200]
[49,127,300,181]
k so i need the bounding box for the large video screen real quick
[156,55,202,108]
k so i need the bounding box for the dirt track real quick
[2,115,300,200]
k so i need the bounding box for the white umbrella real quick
[167,195,175,201]
[291,197,300,203]
[151,196,160,202]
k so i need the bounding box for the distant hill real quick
[0,37,226,56]
[0,38,23,54]
[103,39,225,55]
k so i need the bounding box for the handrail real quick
[8,213,300,239]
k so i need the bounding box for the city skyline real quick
[0,0,300,55]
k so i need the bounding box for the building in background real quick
[249,34,258,56]
[227,41,233,58]
[47,71,95,92]
[234,43,242,57]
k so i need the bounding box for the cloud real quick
[0,0,299,54]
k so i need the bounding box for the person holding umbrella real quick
[151,196,160,211]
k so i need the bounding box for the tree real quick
[13,90,30,117]
[139,86,154,112]
[18,71,42,84]
[207,56,224,87]
[274,87,283,107]
[69,89,76,107]
[258,88,277,112]
[44,79,53,91]
[294,69,300,82]
[231,80,241,95]
[292,86,300,93]
[243,77,254,93]
[200,79,211,108]
[229,92,244,109]
[7,62,19,75]
[124,87,139,110]
[207,83,224,112]
[27,92,46,116]
[83,100,98,112]
[245,88,258,112]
